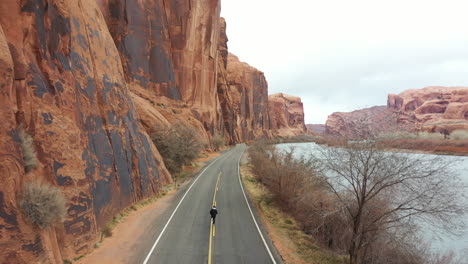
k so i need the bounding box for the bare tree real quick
[312,140,467,264]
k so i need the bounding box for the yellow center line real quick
[208,172,222,264]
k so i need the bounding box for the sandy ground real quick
[77,188,177,264]
[77,150,225,264]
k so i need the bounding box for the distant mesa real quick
[324,86,468,137]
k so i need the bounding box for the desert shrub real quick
[18,127,38,172]
[379,131,418,139]
[416,131,445,140]
[211,134,225,151]
[150,122,202,175]
[248,140,464,264]
[20,182,66,229]
[450,130,468,140]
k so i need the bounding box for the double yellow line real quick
[208,172,222,264]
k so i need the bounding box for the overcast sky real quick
[221,0,468,124]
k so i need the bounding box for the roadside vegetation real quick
[247,139,467,264]
[150,122,202,178]
[211,133,225,151]
[241,163,346,264]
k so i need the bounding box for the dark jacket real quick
[210,208,218,217]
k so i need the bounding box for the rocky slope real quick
[306,124,326,134]
[325,86,468,138]
[269,93,306,137]
[388,86,468,133]
[325,106,406,138]
[0,0,306,262]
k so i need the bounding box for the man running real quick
[210,206,218,224]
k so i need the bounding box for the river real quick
[275,142,468,258]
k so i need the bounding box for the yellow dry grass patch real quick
[241,165,346,264]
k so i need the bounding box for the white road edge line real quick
[142,149,232,264]
[237,146,277,264]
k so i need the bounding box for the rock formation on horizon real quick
[324,86,468,137]
[388,86,468,133]
[325,106,409,138]
[0,1,307,262]
[269,93,307,137]
[306,124,326,134]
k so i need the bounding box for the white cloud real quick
[221,0,468,123]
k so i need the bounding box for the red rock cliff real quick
[97,0,224,142]
[388,86,468,132]
[0,1,170,262]
[225,53,272,141]
[268,93,306,137]
[0,1,307,262]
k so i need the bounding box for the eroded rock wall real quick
[268,93,306,137]
[225,53,272,141]
[97,0,224,142]
[0,1,170,262]
[388,86,468,132]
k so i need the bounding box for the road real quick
[139,144,281,264]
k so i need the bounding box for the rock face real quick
[97,0,224,141]
[306,124,326,134]
[223,53,272,141]
[325,106,406,138]
[388,86,468,132]
[0,1,170,262]
[269,93,306,137]
[0,1,307,262]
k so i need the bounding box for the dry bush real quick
[249,140,467,264]
[450,130,468,140]
[150,122,202,175]
[249,142,350,254]
[417,131,445,140]
[18,127,38,172]
[314,140,466,264]
[211,134,225,151]
[20,182,66,229]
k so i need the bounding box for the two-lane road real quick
[141,144,281,264]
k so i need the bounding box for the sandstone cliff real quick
[0,1,171,262]
[388,86,468,133]
[269,93,306,137]
[97,0,224,142]
[0,1,307,262]
[223,53,272,141]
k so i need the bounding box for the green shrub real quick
[20,182,66,229]
[211,134,225,151]
[18,128,38,172]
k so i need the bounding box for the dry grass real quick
[20,182,66,229]
[450,130,468,140]
[241,165,346,264]
[18,128,38,172]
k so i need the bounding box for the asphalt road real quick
[140,144,281,264]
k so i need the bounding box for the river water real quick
[275,142,468,258]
